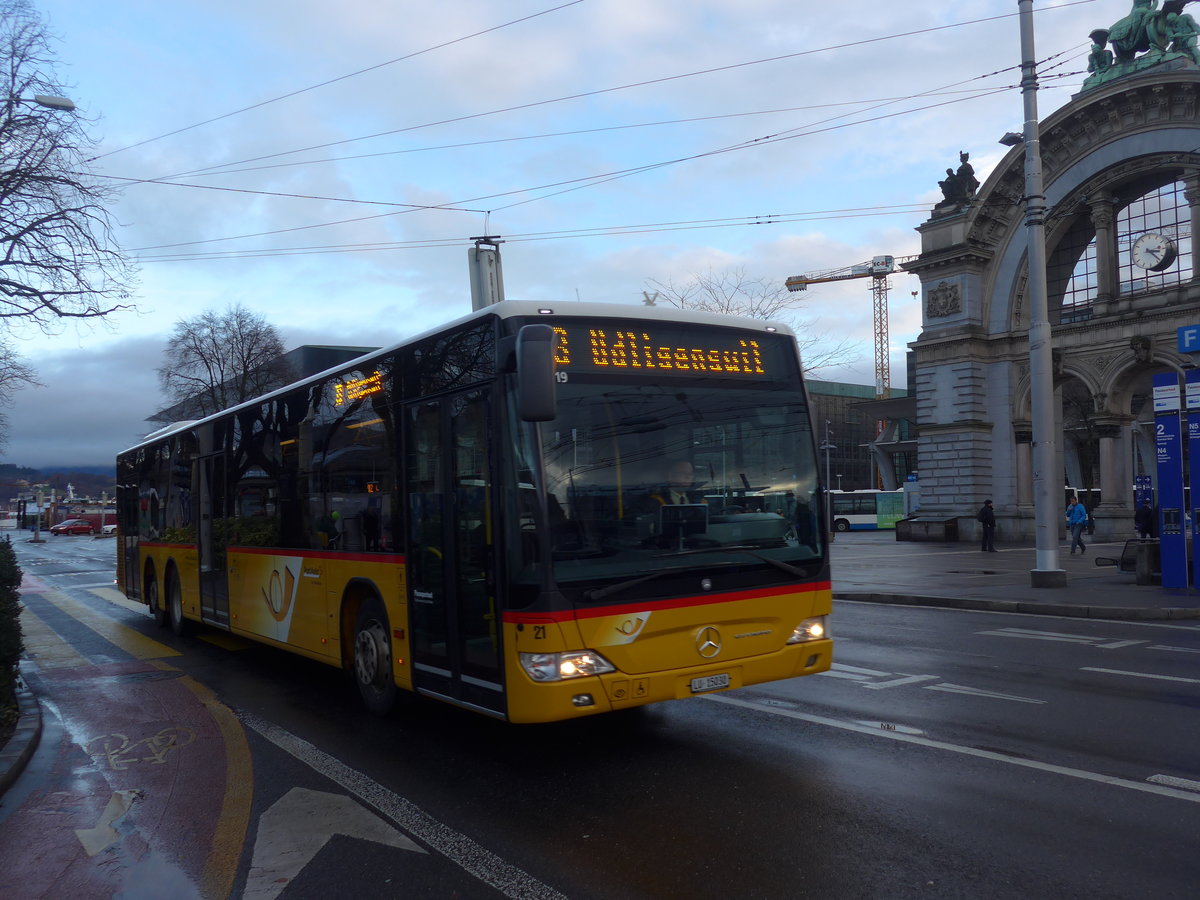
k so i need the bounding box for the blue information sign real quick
[1154,372,1188,588]
[1187,370,1200,582]
[1179,325,1200,354]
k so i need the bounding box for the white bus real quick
[829,489,907,532]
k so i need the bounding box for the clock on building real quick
[1130,231,1178,271]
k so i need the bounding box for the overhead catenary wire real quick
[86,0,587,163]
[153,0,1098,182]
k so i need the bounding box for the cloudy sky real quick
[2,0,1109,470]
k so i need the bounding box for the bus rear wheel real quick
[834,520,850,533]
[167,571,189,636]
[354,600,397,714]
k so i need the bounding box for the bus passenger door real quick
[406,391,504,715]
[198,454,230,626]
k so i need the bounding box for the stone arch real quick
[908,68,1200,541]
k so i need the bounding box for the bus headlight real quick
[520,650,616,682]
[786,616,828,644]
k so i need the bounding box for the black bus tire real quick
[167,570,190,636]
[354,599,397,714]
[834,520,850,533]
[146,572,168,628]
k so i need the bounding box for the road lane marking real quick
[818,663,891,681]
[24,586,180,659]
[244,788,425,900]
[924,683,1045,704]
[173,664,254,900]
[1148,775,1200,793]
[19,606,90,669]
[977,628,1148,650]
[706,693,1200,804]
[822,662,1045,703]
[862,674,941,690]
[1081,667,1200,684]
[239,712,566,900]
[1148,645,1200,654]
[88,585,151,616]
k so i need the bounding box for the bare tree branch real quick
[645,266,861,378]
[0,336,38,453]
[0,1,135,332]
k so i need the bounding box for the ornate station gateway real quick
[905,4,1200,542]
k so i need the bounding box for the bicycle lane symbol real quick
[84,726,196,771]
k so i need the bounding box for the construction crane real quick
[785,255,914,401]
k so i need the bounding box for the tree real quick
[0,337,37,454]
[156,304,295,421]
[644,266,860,377]
[0,1,134,330]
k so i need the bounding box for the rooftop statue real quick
[935,151,980,212]
[1083,0,1200,90]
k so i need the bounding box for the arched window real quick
[1049,179,1193,323]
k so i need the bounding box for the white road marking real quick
[244,788,424,900]
[1148,645,1200,654]
[239,712,566,900]
[819,663,892,680]
[1081,667,1200,685]
[978,628,1147,651]
[76,790,142,856]
[862,674,941,691]
[924,683,1046,704]
[1148,775,1200,793]
[706,694,1200,804]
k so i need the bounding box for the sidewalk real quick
[831,532,1200,620]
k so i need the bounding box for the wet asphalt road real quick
[4,534,1200,899]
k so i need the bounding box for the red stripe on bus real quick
[502,581,831,625]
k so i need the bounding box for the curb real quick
[834,592,1200,620]
[0,670,41,797]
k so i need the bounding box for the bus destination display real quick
[551,322,785,378]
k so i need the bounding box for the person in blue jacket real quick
[1066,497,1089,554]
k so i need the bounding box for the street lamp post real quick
[836,474,843,490]
[820,421,836,542]
[1017,0,1065,587]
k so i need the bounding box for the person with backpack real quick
[978,499,997,552]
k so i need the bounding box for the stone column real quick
[1184,170,1200,286]
[1089,191,1117,306]
[1094,418,1133,540]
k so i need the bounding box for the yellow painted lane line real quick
[88,585,152,616]
[27,586,181,659]
[160,662,254,899]
[20,606,90,670]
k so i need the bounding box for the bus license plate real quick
[690,673,730,693]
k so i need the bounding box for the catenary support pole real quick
[1018,0,1065,586]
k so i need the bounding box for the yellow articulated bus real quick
[116,300,832,723]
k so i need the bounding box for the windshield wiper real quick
[653,545,808,577]
[583,567,692,602]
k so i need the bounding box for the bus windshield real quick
[512,376,822,603]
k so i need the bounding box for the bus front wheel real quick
[834,519,850,533]
[354,600,397,714]
[146,573,168,628]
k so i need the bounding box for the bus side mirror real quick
[516,324,556,421]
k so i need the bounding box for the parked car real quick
[102,523,118,535]
[49,519,94,535]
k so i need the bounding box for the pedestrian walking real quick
[1066,496,1088,554]
[1134,500,1154,540]
[977,498,997,552]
